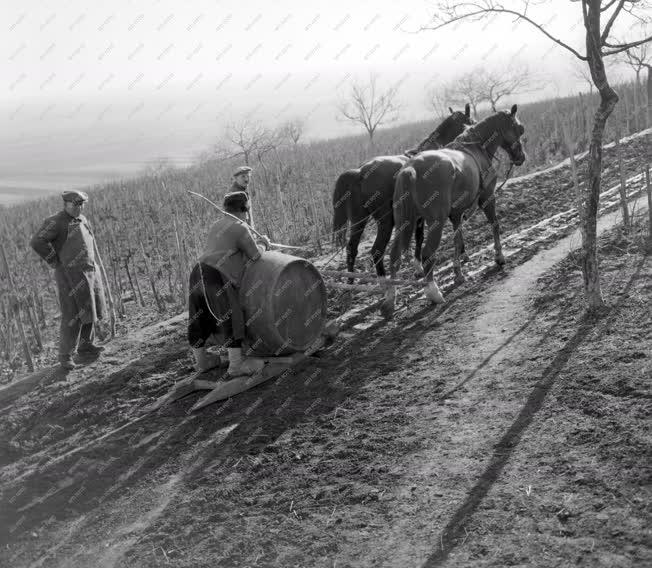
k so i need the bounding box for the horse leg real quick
[347,216,369,283]
[380,228,405,320]
[450,213,466,285]
[370,214,393,278]
[479,197,505,266]
[421,219,446,304]
[459,215,470,264]
[412,217,425,278]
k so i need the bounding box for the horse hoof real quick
[461,253,470,264]
[380,302,395,320]
[424,283,445,304]
[413,269,425,279]
[495,253,506,266]
[454,274,466,286]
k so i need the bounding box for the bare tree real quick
[278,118,305,146]
[427,86,453,120]
[438,71,486,118]
[619,25,651,129]
[224,118,275,165]
[572,58,596,94]
[426,0,652,311]
[338,74,401,142]
[480,63,535,111]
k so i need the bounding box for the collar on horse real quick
[448,140,498,191]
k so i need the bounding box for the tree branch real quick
[603,33,652,51]
[600,0,625,44]
[424,2,588,60]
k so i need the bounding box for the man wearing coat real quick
[230,165,255,227]
[187,190,268,376]
[30,190,107,370]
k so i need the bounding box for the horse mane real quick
[452,113,498,145]
[412,111,467,153]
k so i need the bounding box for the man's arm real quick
[30,215,62,267]
[236,225,263,261]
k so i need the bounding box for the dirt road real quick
[1,177,649,567]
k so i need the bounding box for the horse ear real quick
[511,104,518,116]
[449,107,454,114]
[465,103,470,117]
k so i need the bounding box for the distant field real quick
[0,166,149,206]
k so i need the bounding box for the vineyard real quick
[0,128,649,566]
[0,81,649,382]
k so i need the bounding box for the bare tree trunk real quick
[583,8,619,311]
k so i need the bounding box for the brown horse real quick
[382,104,526,318]
[332,104,474,279]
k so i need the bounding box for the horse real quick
[332,104,474,280]
[382,104,526,318]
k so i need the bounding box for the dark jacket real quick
[30,210,91,267]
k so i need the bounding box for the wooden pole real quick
[24,296,43,351]
[172,217,188,303]
[615,131,630,230]
[94,240,117,338]
[141,242,165,312]
[0,244,34,371]
[646,165,652,236]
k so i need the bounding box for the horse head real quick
[413,103,476,154]
[448,103,476,132]
[498,104,526,166]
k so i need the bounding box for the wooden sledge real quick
[147,334,330,413]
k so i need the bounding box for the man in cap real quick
[30,190,107,371]
[231,165,255,227]
[187,190,268,376]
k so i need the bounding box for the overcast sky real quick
[0,0,645,200]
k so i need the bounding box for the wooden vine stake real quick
[94,241,117,338]
[0,244,34,371]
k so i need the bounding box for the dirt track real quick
[0,135,650,567]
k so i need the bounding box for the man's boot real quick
[227,348,264,377]
[77,344,104,356]
[59,358,76,371]
[77,324,103,359]
[192,347,221,373]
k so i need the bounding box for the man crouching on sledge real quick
[187,191,270,376]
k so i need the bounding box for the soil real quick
[0,213,650,566]
[0,131,650,567]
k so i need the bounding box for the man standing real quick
[30,190,106,371]
[231,165,255,228]
[187,190,267,376]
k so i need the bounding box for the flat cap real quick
[223,191,249,211]
[233,166,253,177]
[62,190,89,202]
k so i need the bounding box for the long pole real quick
[186,190,307,251]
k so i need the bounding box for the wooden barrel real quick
[239,251,327,356]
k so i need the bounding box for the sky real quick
[1,0,646,202]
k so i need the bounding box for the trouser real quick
[187,263,245,349]
[59,319,94,361]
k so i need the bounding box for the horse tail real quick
[393,166,418,252]
[332,168,361,247]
